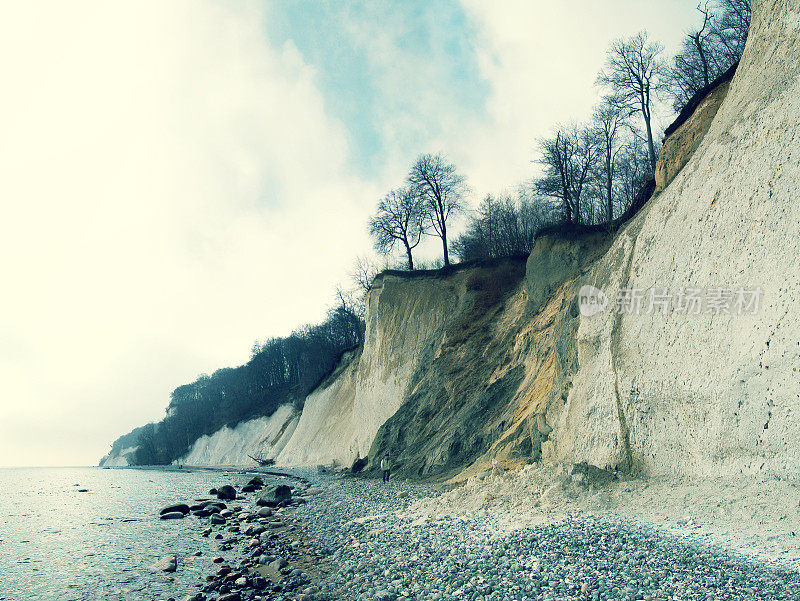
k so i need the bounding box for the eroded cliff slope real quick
[106,0,799,483]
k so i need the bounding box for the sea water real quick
[0,466,253,600]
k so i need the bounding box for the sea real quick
[0,466,260,601]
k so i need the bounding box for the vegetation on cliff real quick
[119,300,363,465]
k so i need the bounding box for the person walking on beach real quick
[381,453,390,483]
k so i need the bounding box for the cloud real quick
[0,0,373,466]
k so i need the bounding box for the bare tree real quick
[350,255,380,296]
[407,153,468,266]
[596,31,665,174]
[615,134,651,216]
[665,1,751,112]
[711,0,751,65]
[593,97,626,222]
[369,187,426,270]
[535,124,597,225]
[666,3,718,111]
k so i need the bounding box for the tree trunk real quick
[441,218,450,266]
[404,242,414,270]
[643,112,657,173]
[606,167,614,222]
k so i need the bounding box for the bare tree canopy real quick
[535,124,598,225]
[596,31,665,174]
[453,192,552,262]
[666,0,751,111]
[369,186,426,270]
[407,153,468,266]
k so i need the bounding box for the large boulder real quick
[256,484,291,507]
[351,457,368,473]
[216,485,236,500]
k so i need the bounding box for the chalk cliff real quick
[104,0,800,483]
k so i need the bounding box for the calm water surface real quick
[0,466,259,600]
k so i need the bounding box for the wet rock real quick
[217,594,240,601]
[210,514,226,525]
[216,485,236,500]
[256,484,292,507]
[149,555,177,572]
[257,507,273,517]
[159,503,190,516]
[159,512,185,520]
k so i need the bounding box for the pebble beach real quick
[152,469,800,601]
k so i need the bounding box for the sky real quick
[0,0,702,467]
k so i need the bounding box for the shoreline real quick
[139,466,800,601]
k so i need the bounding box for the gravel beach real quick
[165,469,800,601]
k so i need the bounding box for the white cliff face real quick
[99,446,137,466]
[276,273,465,467]
[176,404,298,466]
[545,0,800,479]
[100,2,800,480]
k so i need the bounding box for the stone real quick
[217,594,241,601]
[159,503,190,516]
[160,512,185,520]
[304,486,323,496]
[210,514,226,525]
[216,485,236,500]
[256,484,292,507]
[257,507,273,517]
[149,555,177,572]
